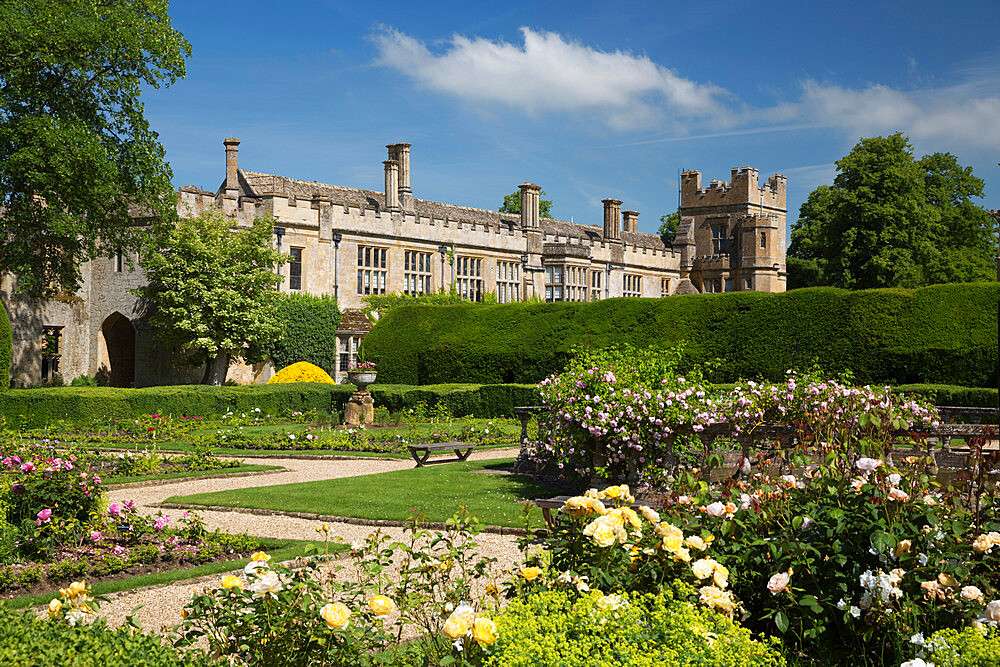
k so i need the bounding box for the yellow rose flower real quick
[712,563,729,589]
[655,522,684,541]
[320,602,351,630]
[691,558,716,580]
[662,533,683,553]
[938,573,959,589]
[639,505,660,524]
[684,535,708,551]
[895,539,912,557]
[443,604,475,639]
[67,581,87,598]
[699,585,737,614]
[250,551,270,563]
[47,599,63,617]
[672,546,692,563]
[472,616,497,646]
[58,587,70,599]
[600,485,622,500]
[368,595,395,616]
[520,566,543,581]
[584,517,622,548]
[561,496,593,519]
[221,575,242,590]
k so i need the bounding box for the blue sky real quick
[148,0,1000,236]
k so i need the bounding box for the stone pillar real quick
[383,160,400,212]
[602,198,622,241]
[622,210,639,234]
[343,391,375,425]
[224,138,240,197]
[387,143,413,210]
[519,182,541,228]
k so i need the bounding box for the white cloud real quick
[372,26,1000,150]
[371,27,729,130]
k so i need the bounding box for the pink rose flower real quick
[107,503,122,517]
[90,531,101,542]
[888,488,910,501]
[36,508,52,525]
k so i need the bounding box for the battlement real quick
[681,166,786,212]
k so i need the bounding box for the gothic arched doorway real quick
[98,312,135,387]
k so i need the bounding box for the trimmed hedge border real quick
[362,283,999,387]
[0,382,538,427]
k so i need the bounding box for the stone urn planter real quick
[344,369,377,425]
[346,370,377,391]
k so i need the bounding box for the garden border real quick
[154,502,532,537]
[106,467,289,490]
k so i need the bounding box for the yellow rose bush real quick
[518,484,737,617]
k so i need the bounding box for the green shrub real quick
[892,384,998,408]
[70,375,98,387]
[920,626,1000,666]
[0,607,212,666]
[363,283,999,387]
[0,299,9,392]
[267,293,342,374]
[483,586,785,667]
[368,383,538,417]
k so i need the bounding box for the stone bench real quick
[407,442,481,467]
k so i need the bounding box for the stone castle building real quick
[1,139,786,388]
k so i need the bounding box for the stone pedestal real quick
[343,391,374,426]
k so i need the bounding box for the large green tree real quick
[0,0,190,294]
[133,211,285,385]
[658,209,680,243]
[500,189,553,218]
[788,133,997,289]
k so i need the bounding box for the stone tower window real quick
[544,265,564,302]
[115,252,124,273]
[289,247,303,291]
[760,231,767,249]
[357,246,388,296]
[661,278,671,297]
[712,225,728,254]
[338,335,360,373]
[590,270,603,301]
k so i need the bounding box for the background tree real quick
[0,0,191,294]
[788,133,997,289]
[499,189,553,218]
[133,211,285,385]
[658,209,680,243]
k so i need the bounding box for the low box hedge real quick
[0,382,540,428]
[362,283,999,387]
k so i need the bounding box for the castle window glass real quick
[590,270,602,301]
[497,260,520,303]
[404,250,432,296]
[623,274,642,297]
[357,246,387,296]
[563,265,586,302]
[725,278,733,292]
[289,247,303,291]
[760,231,767,249]
[544,265,564,302]
[456,256,483,302]
[115,252,124,273]
[41,326,62,382]
[338,335,360,373]
[661,278,671,297]
[712,225,728,254]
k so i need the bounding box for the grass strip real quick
[5,538,341,610]
[166,459,554,529]
[105,464,282,485]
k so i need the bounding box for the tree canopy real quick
[787,133,997,289]
[658,210,680,244]
[133,211,285,385]
[0,0,191,294]
[500,189,553,218]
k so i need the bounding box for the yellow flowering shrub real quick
[483,585,784,667]
[266,361,335,385]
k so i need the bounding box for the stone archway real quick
[98,312,135,388]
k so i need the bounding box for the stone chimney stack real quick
[383,160,400,212]
[602,198,622,240]
[387,143,413,209]
[224,137,240,197]
[519,182,541,228]
[622,210,639,234]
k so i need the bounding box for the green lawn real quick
[5,538,342,609]
[105,463,282,485]
[165,459,555,528]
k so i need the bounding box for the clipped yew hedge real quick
[362,283,999,387]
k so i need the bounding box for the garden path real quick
[96,448,524,634]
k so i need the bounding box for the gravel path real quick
[94,448,525,633]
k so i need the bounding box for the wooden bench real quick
[407,442,480,467]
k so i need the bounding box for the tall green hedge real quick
[362,283,999,387]
[0,299,9,391]
[266,293,342,374]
